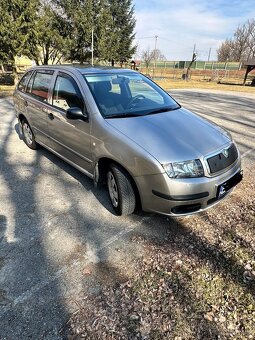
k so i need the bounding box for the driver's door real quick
[47,71,93,174]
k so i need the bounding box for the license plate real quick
[217,171,243,199]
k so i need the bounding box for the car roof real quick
[28,64,136,75]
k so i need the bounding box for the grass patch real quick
[155,79,255,93]
[1,77,254,99]
[0,85,15,98]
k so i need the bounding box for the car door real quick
[46,71,93,174]
[14,70,34,120]
[25,69,55,147]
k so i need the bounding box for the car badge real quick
[222,148,229,158]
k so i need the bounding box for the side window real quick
[26,71,36,94]
[30,71,54,102]
[17,70,33,93]
[52,73,84,111]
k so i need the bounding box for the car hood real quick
[106,108,231,163]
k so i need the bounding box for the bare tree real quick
[233,22,251,61]
[141,48,154,68]
[151,49,166,61]
[184,52,197,80]
[141,48,166,68]
[217,39,235,62]
[246,19,255,59]
[217,19,255,62]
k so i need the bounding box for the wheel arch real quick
[96,157,141,209]
[18,113,27,124]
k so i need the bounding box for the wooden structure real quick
[243,57,255,85]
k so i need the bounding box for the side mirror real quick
[66,107,88,121]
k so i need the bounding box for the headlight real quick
[163,159,204,178]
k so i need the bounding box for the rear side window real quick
[17,70,33,93]
[30,70,54,102]
[26,71,36,94]
[52,73,84,111]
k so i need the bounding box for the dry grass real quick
[155,79,255,93]
[1,73,255,99]
[64,171,255,339]
[0,85,15,98]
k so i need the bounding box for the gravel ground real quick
[0,90,254,339]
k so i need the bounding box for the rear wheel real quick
[107,164,136,216]
[21,120,38,150]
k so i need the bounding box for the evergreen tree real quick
[55,0,100,63]
[34,3,70,65]
[108,0,136,66]
[94,0,118,62]
[0,0,137,66]
[0,0,38,65]
[54,0,136,64]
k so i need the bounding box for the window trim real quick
[25,70,36,95]
[26,69,55,103]
[51,71,88,119]
[17,70,34,93]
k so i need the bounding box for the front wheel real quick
[107,164,136,216]
[21,120,38,150]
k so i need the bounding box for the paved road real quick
[0,90,254,339]
[171,89,255,158]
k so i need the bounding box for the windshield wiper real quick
[104,112,143,119]
[104,105,181,119]
[144,106,181,116]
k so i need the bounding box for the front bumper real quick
[135,157,242,216]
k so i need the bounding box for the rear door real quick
[14,70,34,119]
[46,71,93,174]
[25,69,55,147]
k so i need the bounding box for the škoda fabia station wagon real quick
[13,66,243,216]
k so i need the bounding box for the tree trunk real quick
[9,57,18,85]
[13,65,18,86]
[185,53,197,80]
[44,45,50,65]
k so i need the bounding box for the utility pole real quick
[91,28,94,66]
[207,47,211,62]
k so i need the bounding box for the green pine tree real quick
[108,0,136,66]
[0,0,39,65]
[55,0,97,63]
[53,0,136,65]
[0,0,137,66]
[34,3,70,65]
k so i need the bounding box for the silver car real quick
[13,65,242,216]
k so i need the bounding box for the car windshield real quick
[83,72,180,118]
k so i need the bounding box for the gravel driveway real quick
[0,90,254,339]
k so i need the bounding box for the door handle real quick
[24,100,28,107]
[48,113,54,120]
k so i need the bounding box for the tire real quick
[21,120,38,150]
[107,164,136,216]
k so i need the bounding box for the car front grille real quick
[207,144,238,174]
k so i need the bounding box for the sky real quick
[133,0,255,61]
